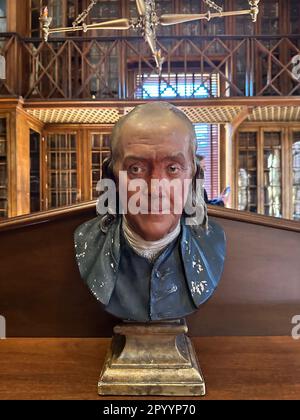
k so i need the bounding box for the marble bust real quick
[74,102,226,322]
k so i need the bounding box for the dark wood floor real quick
[0,337,299,400]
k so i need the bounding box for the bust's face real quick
[114,114,194,241]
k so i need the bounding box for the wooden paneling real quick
[0,204,299,338]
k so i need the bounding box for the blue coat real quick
[74,216,226,321]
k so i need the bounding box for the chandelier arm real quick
[160,13,210,25]
[136,0,146,16]
[40,0,260,70]
[202,0,223,14]
[80,18,132,30]
[72,0,97,27]
[160,10,254,26]
[48,18,132,35]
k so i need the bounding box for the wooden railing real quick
[0,34,300,100]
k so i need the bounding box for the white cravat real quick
[122,217,181,262]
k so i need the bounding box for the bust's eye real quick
[168,165,180,175]
[129,165,145,176]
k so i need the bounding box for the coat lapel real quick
[180,220,226,308]
[74,216,121,306]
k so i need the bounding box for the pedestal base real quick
[98,319,205,397]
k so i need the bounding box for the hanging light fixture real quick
[40,0,260,72]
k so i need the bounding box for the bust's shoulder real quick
[184,219,226,245]
[74,216,101,239]
[183,219,226,270]
[74,214,118,241]
[74,215,121,306]
[74,215,121,262]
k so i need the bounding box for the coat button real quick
[154,271,161,279]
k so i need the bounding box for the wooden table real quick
[0,337,299,400]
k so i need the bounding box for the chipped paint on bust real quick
[191,280,208,296]
[192,259,204,274]
[76,252,86,259]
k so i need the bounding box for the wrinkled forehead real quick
[117,113,194,151]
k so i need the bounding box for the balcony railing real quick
[0,34,300,100]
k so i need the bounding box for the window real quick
[0,0,6,33]
[195,124,219,201]
[135,72,219,99]
[135,70,220,199]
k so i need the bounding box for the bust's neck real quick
[122,217,181,262]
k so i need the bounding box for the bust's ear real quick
[102,155,115,182]
[192,159,204,200]
[194,157,204,181]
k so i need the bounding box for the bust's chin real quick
[126,213,181,242]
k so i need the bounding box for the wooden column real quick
[9,106,31,217]
[6,0,31,97]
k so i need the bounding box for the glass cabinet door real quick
[263,132,282,218]
[30,130,41,213]
[260,0,280,35]
[237,132,258,213]
[89,0,121,36]
[236,127,300,221]
[0,116,7,218]
[290,0,300,34]
[47,133,78,209]
[91,133,111,200]
[292,132,300,221]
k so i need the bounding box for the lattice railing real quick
[0,34,300,100]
